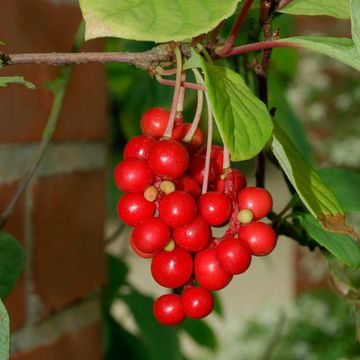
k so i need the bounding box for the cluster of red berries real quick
[114,107,276,326]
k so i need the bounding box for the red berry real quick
[123,135,156,160]
[151,248,193,288]
[153,294,185,325]
[172,123,204,153]
[238,222,276,256]
[216,169,247,193]
[210,145,224,175]
[117,192,155,226]
[132,217,170,253]
[175,176,201,199]
[114,158,153,193]
[194,248,232,290]
[216,238,252,275]
[148,139,189,179]
[182,287,214,319]
[130,234,155,258]
[159,191,197,228]
[189,156,217,184]
[140,107,169,138]
[173,216,210,252]
[237,187,272,220]
[198,192,232,226]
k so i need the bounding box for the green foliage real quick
[278,0,350,19]
[280,36,360,71]
[319,168,360,212]
[200,60,273,161]
[181,318,217,350]
[299,214,360,269]
[0,299,9,360]
[0,76,35,89]
[351,0,360,56]
[79,0,239,42]
[0,232,25,299]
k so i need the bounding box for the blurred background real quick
[0,1,359,359]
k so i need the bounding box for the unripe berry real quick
[216,238,252,275]
[151,248,193,288]
[182,287,214,319]
[140,107,170,138]
[153,294,185,325]
[148,139,189,179]
[123,135,156,160]
[159,191,197,228]
[175,175,201,199]
[198,192,232,226]
[160,180,176,195]
[172,123,204,154]
[237,187,272,220]
[189,156,217,184]
[117,193,155,226]
[238,222,277,256]
[237,209,254,224]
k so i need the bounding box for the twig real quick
[0,24,85,229]
[227,40,297,56]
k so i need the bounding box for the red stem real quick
[227,41,297,56]
[155,75,206,91]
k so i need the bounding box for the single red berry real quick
[210,145,224,175]
[238,222,277,256]
[194,248,232,291]
[132,217,170,253]
[123,135,156,161]
[173,216,210,252]
[216,169,247,193]
[159,191,197,228]
[216,238,252,275]
[172,123,204,154]
[153,294,185,325]
[140,107,170,138]
[182,287,214,319]
[148,139,189,179]
[114,158,153,193]
[130,233,155,258]
[198,192,232,226]
[117,192,155,226]
[237,187,272,220]
[174,175,201,199]
[151,248,193,288]
[189,156,217,184]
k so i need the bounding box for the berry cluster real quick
[115,107,276,325]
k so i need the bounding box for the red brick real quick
[11,322,103,360]
[0,0,107,143]
[32,171,107,314]
[0,181,26,330]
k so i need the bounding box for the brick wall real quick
[0,1,107,358]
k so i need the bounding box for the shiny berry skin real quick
[172,123,204,154]
[117,192,155,226]
[130,234,155,258]
[182,287,214,319]
[175,176,201,199]
[173,216,210,252]
[148,139,189,179]
[216,169,247,193]
[123,135,156,161]
[151,248,193,288]
[189,156,217,184]
[114,158,153,193]
[216,238,252,275]
[159,191,197,228]
[132,217,170,253]
[153,294,185,325]
[238,222,277,256]
[210,145,224,175]
[198,192,232,226]
[140,107,170,138]
[237,187,272,220]
[194,248,232,291]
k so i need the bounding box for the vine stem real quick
[183,87,204,142]
[154,74,206,91]
[163,47,182,137]
[176,72,186,113]
[218,0,255,55]
[227,41,297,56]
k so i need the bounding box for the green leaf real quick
[271,123,343,220]
[279,36,360,72]
[181,318,217,350]
[299,214,360,269]
[279,0,350,19]
[121,289,181,360]
[79,0,239,42]
[351,0,360,56]
[0,232,25,299]
[0,76,35,89]
[318,168,360,213]
[0,299,9,360]
[201,61,273,161]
